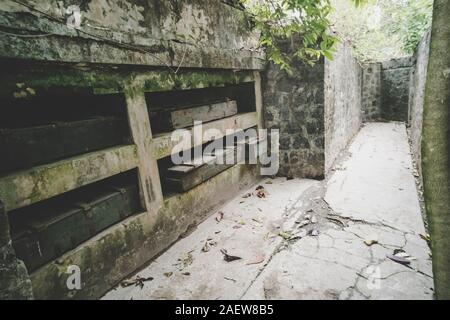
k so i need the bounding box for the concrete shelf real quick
[28,163,260,299]
[151,112,258,160]
[0,144,139,211]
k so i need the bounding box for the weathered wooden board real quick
[165,147,235,192]
[0,117,128,174]
[10,184,140,272]
[150,100,238,132]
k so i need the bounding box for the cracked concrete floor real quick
[102,122,433,300]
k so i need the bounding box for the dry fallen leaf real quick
[120,275,153,289]
[252,218,263,224]
[364,239,378,246]
[201,241,211,252]
[255,185,268,198]
[175,251,194,270]
[387,254,411,265]
[224,277,237,283]
[164,272,173,278]
[420,233,431,242]
[221,249,242,262]
[296,219,310,227]
[215,211,224,222]
[279,231,291,240]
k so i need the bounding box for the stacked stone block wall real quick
[361,62,382,121]
[263,59,325,179]
[381,57,413,122]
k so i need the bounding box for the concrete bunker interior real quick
[0,0,266,299]
[0,0,437,300]
[0,64,263,299]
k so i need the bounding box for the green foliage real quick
[387,0,433,53]
[244,0,432,67]
[329,0,433,62]
[244,0,363,70]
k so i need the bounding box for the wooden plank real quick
[0,145,139,211]
[150,100,238,132]
[152,112,258,159]
[0,117,128,174]
[165,147,235,192]
[11,185,140,272]
[124,87,163,211]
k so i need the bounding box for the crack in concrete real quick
[238,184,320,299]
[240,137,434,300]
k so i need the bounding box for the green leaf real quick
[322,50,334,61]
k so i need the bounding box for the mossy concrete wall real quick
[0,0,263,299]
[0,0,263,70]
[408,30,431,179]
[324,42,363,172]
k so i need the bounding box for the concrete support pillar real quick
[254,71,264,130]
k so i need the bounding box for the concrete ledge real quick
[152,112,259,159]
[0,0,264,70]
[0,34,264,71]
[0,145,139,211]
[28,164,260,299]
[0,63,255,97]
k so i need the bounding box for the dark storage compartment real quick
[147,83,256,135]
[0,116,129,174]
[0,90,131,174]
[8,170,142,272]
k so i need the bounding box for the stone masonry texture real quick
[263,57,325,179]
[362,57,413,123]
[361,62,382,121]
[380,57,413,122]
